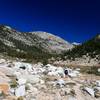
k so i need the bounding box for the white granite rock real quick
[24,75,40,84]
[39,80,45,84]
[15,85,25,97]
[17,78,27,85]
[96,80,100,87]
[84,87,95,97]
[0,59,6,64]
[98,68,100,72]
[56,79,65,87]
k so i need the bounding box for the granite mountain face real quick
[0,25,73,59]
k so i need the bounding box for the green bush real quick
[10,80,17,88]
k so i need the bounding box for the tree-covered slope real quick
[62,34,100,60]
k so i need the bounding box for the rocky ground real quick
[53,57,100,67]
[0,59,100,100]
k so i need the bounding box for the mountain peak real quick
[72,42,81,46]
[0,25,73,60]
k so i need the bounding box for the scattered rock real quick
[0,59,100,100]
[83,87,95,97]
[67,96,77,100]
[17,78,26,85]
[56,79,65,88]
[0,83,10,95]
[95,91,100,98]
[25,75,40,84]
[15,85,25,97]
[0,59,6,64]
[96,80,100,87]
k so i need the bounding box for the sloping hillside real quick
[62,34,100,60]
[0,25,73,61]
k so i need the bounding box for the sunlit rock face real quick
[30,31,73,53]
[0,25,73,56]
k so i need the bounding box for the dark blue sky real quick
[0,0,99,43]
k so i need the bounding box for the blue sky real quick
[0,0,99,43]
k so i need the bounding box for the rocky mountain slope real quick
[30,31,73,53]
[0,25,73,60]
[0,59,100,100]
[58,34,100,66]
